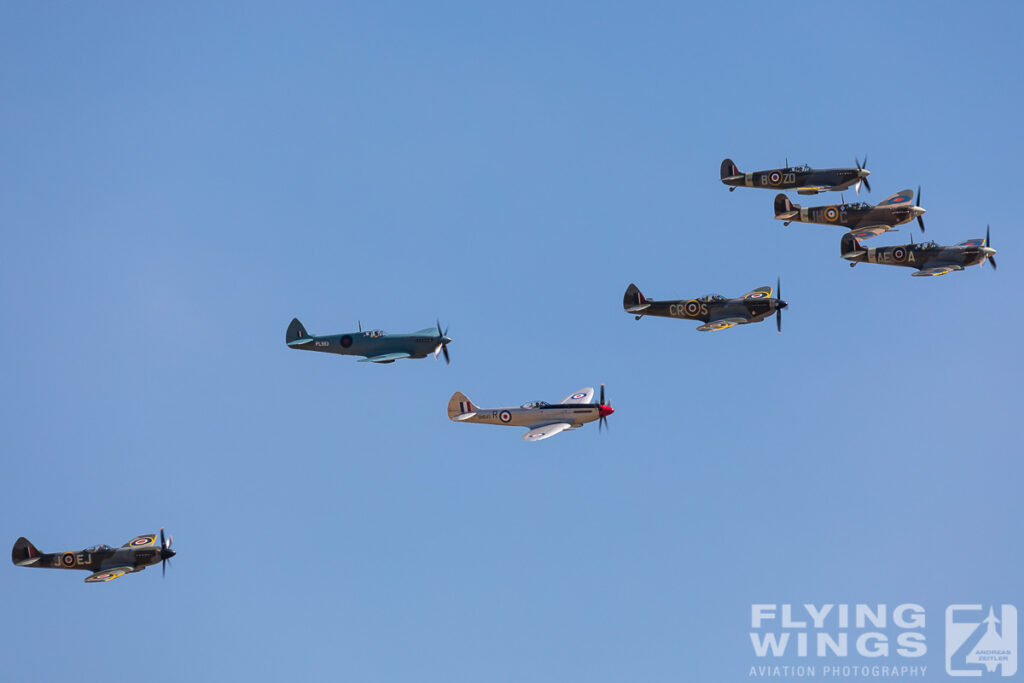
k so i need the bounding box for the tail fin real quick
[720,158,740,180]
[447,392,477,420]
[12,537,42,566]
[841,234,866,261]
[286,318,312,346]
[774,193,799,217]
[623,283,650,313]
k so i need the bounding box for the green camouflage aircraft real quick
[286,318,452,364]
[841,226,997,276]
[447,385,613,441]
[11,530,175,583]
[721,157,871,195]
[623,281,788,332]
[774,187,926,239]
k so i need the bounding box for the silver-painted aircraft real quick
[447,385,613,441]
[775,187,926,239]
[841,226,997,276]
[11,529,175,582]
[286,318,452,364]
[623,281,788,332]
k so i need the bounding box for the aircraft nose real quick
[164,548,176,559]
[443,336,452,344]
[859,168,870,177]
[598,405,614,417]
[913,206,926,216]
[777,300,788,310]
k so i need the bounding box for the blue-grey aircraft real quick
[286,318,452,364]
[11,529,175,582]
[775,187,926,239]
[447,385,613,441]
[623,281,788,332]
[721,157,871,195]
[841,226,997,276]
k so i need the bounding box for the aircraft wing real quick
[876,189,913,207]
[847,224,892,240]
[522,422,572,442]
[558,387,594,405]
[84,566,133,583]
[697,317,747,332]
[741,285,772,300]
[358,353,412,363]
[122,534,157,548]
[912,264,963,277]
[956,238,985,247]
[795,185,828,194]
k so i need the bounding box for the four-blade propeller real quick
[597,384,613,432]
[855,156,871,194]
[434,320,451,365]
[160,527,175,578]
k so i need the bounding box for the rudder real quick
[720,158,740,180]
[623,283,649,312]
[12,537,42,566]
[447,392,477,420]
[774,193,798,217]
[286,318,311,345]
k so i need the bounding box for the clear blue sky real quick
[2,3,1020,681]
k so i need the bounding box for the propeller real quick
[160,527,175,578]
[985,225,997,270]
[775,277,787,334]
[597,383,613,432]
[434,319,451,365]
[915,186,925,233]
[855,156,871,194]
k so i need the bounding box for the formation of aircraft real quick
[11,529,175,582]
[447,385,613,441]
[841,226,997,276]
[623,281,787,332]
[286,318,452,364]
[721,157,871,195]
[774,187,926,239]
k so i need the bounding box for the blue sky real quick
[1,3,1021,681]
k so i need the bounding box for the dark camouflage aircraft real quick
[623,280,788,332]
[721,157,871,195]
[11,529,175,583]
[286,318,452,364]
[775,187,926,240]
[841,226,997,277]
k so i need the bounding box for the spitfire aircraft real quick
[447,385,613,441]
[775,187,926,240]
[11,530,175,582]
[286,318,452,364]
[721,157,871,195]
[841,226,997,276]
[623,281,788,332]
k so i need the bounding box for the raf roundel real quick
[61,552,76,568]
[745,291,768,300]
[824,207,839,222]
[893,246,907,262]
[130,536,154,547]
[340,334,353,348]
[570,392,586,400]
[499,410,512,423]
[769,171,782,185]
[684,300,701,316]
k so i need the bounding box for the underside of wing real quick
[84,566,133,583]
[795,185,827,194]
[697,317,746,332]
[876,189,914,207]
[912,264,962,277]
[847,224,893,240]
[741,285,772,300]
[559,387,594,405]
[358,352,412,363]
[122,534,157,548]
[522,422,572,441]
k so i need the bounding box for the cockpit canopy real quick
[701,294,727,302]
[361,330,385,338]
[919,240,938,249]
[521,400,550,409]
[846,202,869,210]
[85,544,112,553]
[787,164,810,172]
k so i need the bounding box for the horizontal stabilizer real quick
[452,412,477,421]
[625,303,650,313]
[287,338,314,346]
